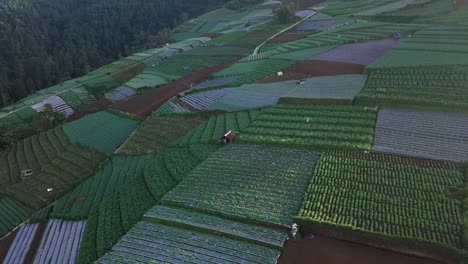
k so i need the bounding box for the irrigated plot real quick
[373,108,468,162]
[33,219,86,264]
[309,38,401,65]
[63,111,140,154]
[0,198,33,237]
[144,205,288,249]
[162,144,320,227]
[98,221,281,264]
[4,223,39,264]
[297,151,464,261]
[238,104,377,151]
[356,66,468,111]
[279,75,367,104]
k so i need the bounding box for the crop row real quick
[0,127,106,209]
[4,223,39,264]
[52,145,219,264]
[0,198,33,237]
[33,219,86,264]
[98,221,281,264]
[238,104,377,151]
[297,151,464,252]
[162,144,320,227]
[63,111,140,154]
[174,110,260,146]
[144,205,288,249]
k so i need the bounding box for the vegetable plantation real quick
[33,219,86,264]
[118,116,207,155]
[174,110,260,146]
[0,127,106,209]
[357,66,468,111]
[63,111,140,154]
[98,221,281,264]
[162,144,320,227]
[238,104,378,151]
[297,151,464,256]
[0,197,33,237]
[373,108,468,162]
[144,205,288,249]
[3,223,39,264]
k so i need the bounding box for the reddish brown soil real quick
[111,61,236,117]
[270,33,307,43]
[202,33,223,39]
[454,0,468,8]
[258,60,364,83]
[24,221,47,264]
[0,229,18,262]
[279,236,444,264]
[68,99,112,121]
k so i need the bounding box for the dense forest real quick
[0,0,230,107]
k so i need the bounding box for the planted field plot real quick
[112,62,233,117]
[270,23,423,55]
[54,147,219,263]
[192,76,239,89]
[63,111,140,154]
[153,53,240,78]
[153,101,191,115]
[279,75,367,104]
[365,26,468,68]
[270,33,307,43]
[0,229,18,261]
[385,0,453,17]
[4,223,39,264]
[174,110,260,145]
[206,84,295,111]
[214,59,297,87]
[162,145,320,227]
[356,66,468,111]
[0,197,33,237]
[33,219,86,264]
[309,38,400,65]
[124,69,169,90]
[118,116,207,155]
[269,45,338,60]
[98,221,281,264]
[420,6,468,26]
[297,151,464,262]
[356,0,433,16]
[259,60,364,84]
[0,128,105,208]
[180,89,228,110]
[104,86,136,103]
[293,19,337,31]
[238,104,377,151]
[31,95,75,118]
[144,205,288,249]
[373,108,468,162]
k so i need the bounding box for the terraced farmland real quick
[33,219,86,264]
[174,110,260,145]
[3,223,40,264]
[162,144,320,227]
[357,66,468,111]
[0,197,33,237]
[373,108,468,162]
[0,128,106,209]
[63,111,140,154]
[238,104,378,151]
[118,116,207,155]
[52,145,219,263]
[98,221,281,264]
[297,151,464,261]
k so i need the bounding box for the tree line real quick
[0,0,229,108]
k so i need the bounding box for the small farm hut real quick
[221,130,236,144]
